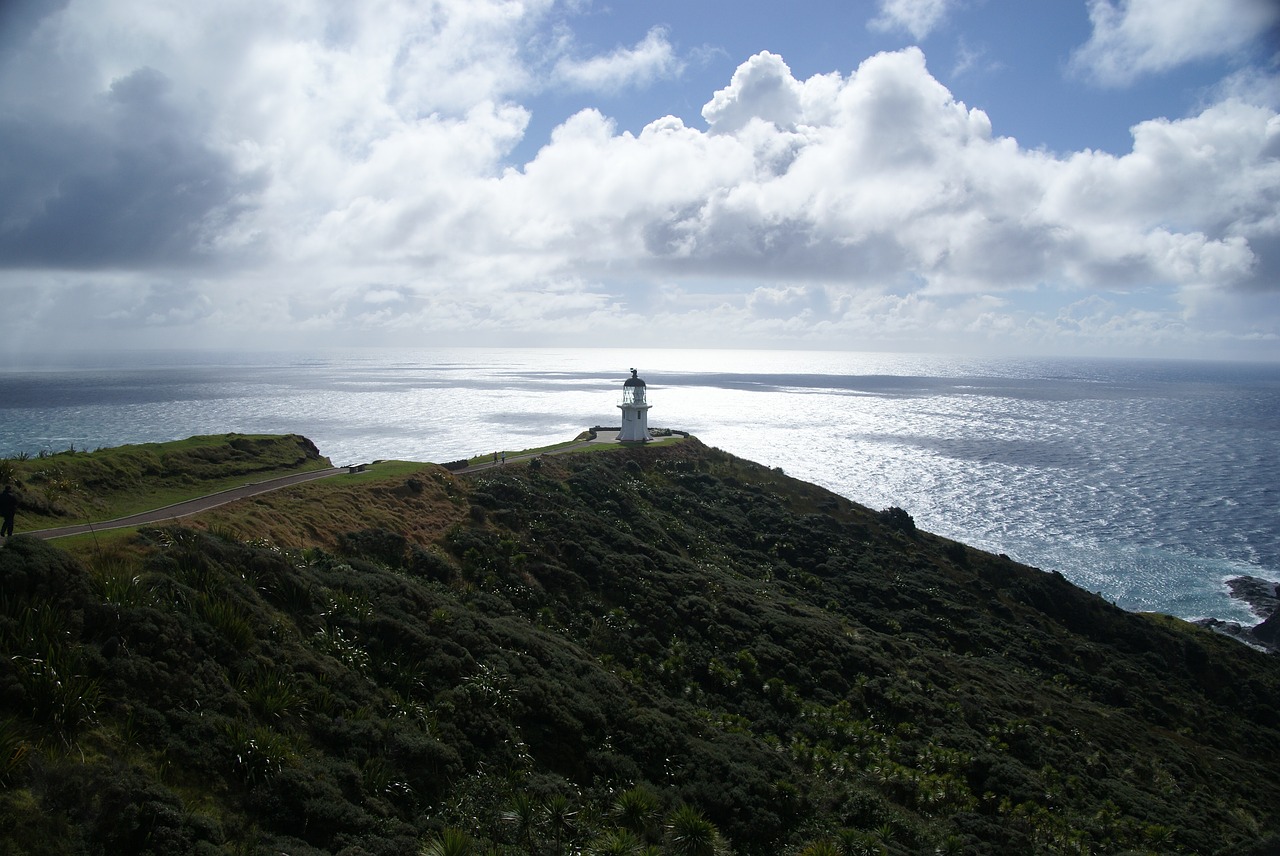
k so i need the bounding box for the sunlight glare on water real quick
[1,347,1276,623]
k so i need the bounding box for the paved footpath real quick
[23,467,345,541]
[21,430,637,541]
[457,431,616,475]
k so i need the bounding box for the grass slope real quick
[1,437,1278,855]
[1,434,330,532]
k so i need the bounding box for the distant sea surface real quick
[3,348,1277,624]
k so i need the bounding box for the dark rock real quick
[1226,576,1280,620]
[1212,575,1280,652]
[1198,578,1280,649]
[1195,618,1255,648]
[1255,611,1280,648]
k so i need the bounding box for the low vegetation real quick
[0,433,330,531]
[1,435,1278,854]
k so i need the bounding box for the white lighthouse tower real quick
[618,368,652,442]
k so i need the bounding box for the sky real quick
[1,0,1278,359]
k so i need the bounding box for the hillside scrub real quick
[1,437,1278,854]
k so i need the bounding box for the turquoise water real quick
[2,347,1277,623]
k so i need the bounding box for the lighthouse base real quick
[618,404,652,442]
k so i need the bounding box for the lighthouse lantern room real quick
[618,368,652,442]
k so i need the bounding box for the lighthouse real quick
[618,368,652,442]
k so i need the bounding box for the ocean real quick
[2,347,1277,625]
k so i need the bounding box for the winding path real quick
[456,431,618,474]
[23,467,345,541]
[20,430,643,541]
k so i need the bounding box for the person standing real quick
[0,486,16,538]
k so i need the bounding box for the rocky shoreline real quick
[1196,575,1280,653]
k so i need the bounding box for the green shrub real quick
[192,594,254,650]
[12,649,101,742]
[0,717,30,784]
[421,826,475,856]
[664,804,725,856]
[876,507,915,534]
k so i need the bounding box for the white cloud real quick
[0,1,1277,357]
[747,285,825,320]
[1041,101,1280,291]
[484,44,1280,342]
[868,0,959,41]
[1212,66,1280,111]
[950,38,1000,79]
[702,52,805,134]
[1071,0,1280,86]
[552,26,683,92]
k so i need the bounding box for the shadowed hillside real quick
[2,436,1278,855]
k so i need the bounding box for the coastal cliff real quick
[1196,576,1280,654]
[2,435,1279,854]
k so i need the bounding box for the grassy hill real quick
[2,435,1279,855]
[1,433,330,532]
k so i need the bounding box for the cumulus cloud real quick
[0,0,1277,357]
[1042,101,1280,291]
[868,0,959,41]
[500,45,1280,325]
[552,26,684,92]
[702,52,806,134]
[747,285,828,320]
[0,0,548,273]
[1212,66,1280,110]
[1071,0,1280,86]
[0,65,256,268]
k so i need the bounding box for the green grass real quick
[8,433,687,538]
[27,470,326,530]
[465,438,589,466]
[46,461,429,553]
[5,434,331,532]
[465,433,686,466]
[581,434,686,452]
[342,461,432,482]
[40,527,139,555]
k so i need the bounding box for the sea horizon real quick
[3,346,1277,627]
